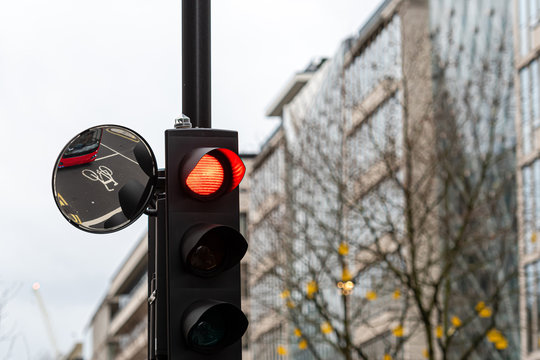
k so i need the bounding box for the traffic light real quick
[165,128,248,359]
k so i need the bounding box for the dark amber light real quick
[186,154,224,196]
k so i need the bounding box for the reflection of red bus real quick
[58,128,103,168]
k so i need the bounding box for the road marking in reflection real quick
[57,193,81,223]
[106,128,139,142]
[81,207,123,227]
[82,165,118,191]
[94,153,118,162]
[99,143,138,165]
[69,214,82,224]
[57,193,68,206]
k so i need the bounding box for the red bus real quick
[58,128,103,168]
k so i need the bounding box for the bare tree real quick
[249,3,517,360]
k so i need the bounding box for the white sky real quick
[0,1,382,358]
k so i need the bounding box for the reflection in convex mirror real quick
[52,125,157,233]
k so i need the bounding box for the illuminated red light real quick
[186,154,225,196]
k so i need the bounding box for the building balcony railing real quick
[109,279,147,337]
[117,273,148,312]
[115,316,147,360]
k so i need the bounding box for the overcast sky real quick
[0,1,382,358]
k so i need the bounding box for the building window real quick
[529,0,540,27]
[240,212,247,237]
[250,147,284,212]
[345,93,403,179]
[361,331,403,359]
[521,0,531,56]
[344,15,402,110]
[521,67,533,156]
[255,325,284,360]
[241,262,249,299]
[523,161,540,255]
[526,260,540,353]
[532,60,540,130]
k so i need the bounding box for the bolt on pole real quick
[182,0,211,129]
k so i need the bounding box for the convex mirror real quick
[52,125,158,233]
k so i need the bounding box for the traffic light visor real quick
[183,300,249,353]
[182,148,245,200]
[182,224,248,277]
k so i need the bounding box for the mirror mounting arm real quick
[145,169,166,217]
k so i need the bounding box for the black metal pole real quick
[148,215,156,360]
[182,0,211,128]
[154,196,168,359]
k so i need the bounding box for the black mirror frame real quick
[51,124,158,234]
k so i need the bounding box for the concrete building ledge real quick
[345,78,400,138]
[251,316,286,342]
[109,283,147,336]
[109,235,148,297]
[115,329,146,360]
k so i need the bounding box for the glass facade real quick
[519,0,540,56]
[250,7,406,357]
[343,15,402,114]
[516,0,540,357]
[526,260,540,353]
[361,332,403,360]
[249,139,290,356]
[431,1,517,359]
[346,93,403,175]
[522,162,540,255]
[250,146,285,212]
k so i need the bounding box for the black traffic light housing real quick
[165,128,248,359]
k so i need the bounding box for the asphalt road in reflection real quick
[55,127,149,230]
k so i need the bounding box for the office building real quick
[249,0,517,358]
[514,0,540,358]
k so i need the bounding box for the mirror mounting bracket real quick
[145,169,166,217]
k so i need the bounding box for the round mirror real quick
[52,125,158,233]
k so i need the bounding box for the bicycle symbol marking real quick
[82,166,119,192]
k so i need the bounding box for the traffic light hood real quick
[181,223,248,278]
[182,300,249,354]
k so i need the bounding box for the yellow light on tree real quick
[436,325,443,339]
[277,345,288,356]
[479,307,492,318]
[475,301,485,311]
[487,329,503,343]
[476,301,492,318]
[495,338,508,350]
[342,267,352,282]
[451,316,462,328]
[298,339,307,350]
[366,290,377,301]
[306,280,318,298]
[392,324,404,337]
[338,242,349,255]
[321,321,333,334]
